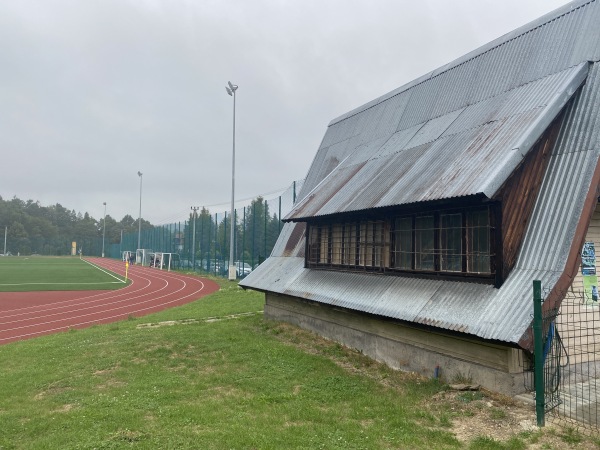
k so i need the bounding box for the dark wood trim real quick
[461,212,468,273]
[304,223,311,268]
[494,202,504,288]
[495,112,563,279]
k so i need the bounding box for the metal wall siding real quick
[577,65,600,151]
[537,152,587,270]
[517,150,593,271]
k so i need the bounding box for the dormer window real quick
[306,204,497,283]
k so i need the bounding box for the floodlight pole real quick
[102,202,107,257]
[226,81,238,281]
[191,206,199,270]
[137,171,143,256]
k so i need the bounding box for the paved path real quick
[0,258,219,345]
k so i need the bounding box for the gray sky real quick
[0,0,571,224]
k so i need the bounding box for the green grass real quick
[0,256,127,292]
[0,279,460,449]
[0,276,596,449]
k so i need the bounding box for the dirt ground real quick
[430,388,600,448]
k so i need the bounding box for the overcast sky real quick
[1,0,572,224]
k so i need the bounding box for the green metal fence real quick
[104,179,303,278]
[529,280,600,432]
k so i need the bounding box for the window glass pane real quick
[440,213,462,272]
[359,221,374,267]
[342,223,356,266]
[415,216,434,271]
[331,224,342,264]
[307,224,319,265]
[394,217,413,269]
[319,225,329,263]
[373,221,384,268]
[467,209,490,273]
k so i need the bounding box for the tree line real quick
[0,195,283,264]
[0,195,151,256]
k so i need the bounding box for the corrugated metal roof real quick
[240,256,562,343]
[242,0,600,346]
[287,63,589,221]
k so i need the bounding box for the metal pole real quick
[226,81,238,280]
[102,202,107,257]
[533,279,545,427]
[191,207,198,270]
[137,171,143,256]
[3,226,7,255]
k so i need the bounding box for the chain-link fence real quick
[100,179,303,278]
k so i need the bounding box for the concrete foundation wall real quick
[266,292,530,396]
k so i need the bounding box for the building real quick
[240,0,600,395]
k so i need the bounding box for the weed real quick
[560,426,582,444]
[468,435,501,449]
[489,407,507,420]
[457,391,484,403]
[438,413,453,428]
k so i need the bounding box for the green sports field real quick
[0,256,127,292]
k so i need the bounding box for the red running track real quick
[0,257,220,345]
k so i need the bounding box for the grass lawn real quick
[0,256,127,292]
[0,276,596,449]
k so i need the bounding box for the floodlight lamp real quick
[138,171,142,177]
[226,87,232,96]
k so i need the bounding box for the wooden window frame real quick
[304,204,497,284]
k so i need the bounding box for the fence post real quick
[533,279,545,427]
